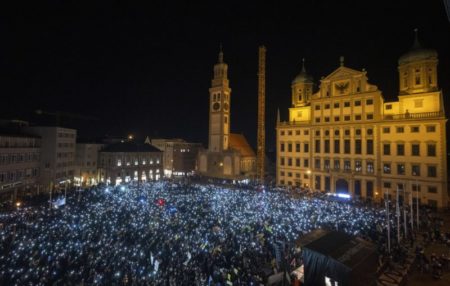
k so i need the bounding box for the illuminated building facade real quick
[198,48,256,180]
[99,141,163,185]
[0,130,40,202]
[276,32,448,208]
[24,126,77,192]
[150,138,202,177]
[74,142,104,186]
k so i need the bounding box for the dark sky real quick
[1,1,449,150]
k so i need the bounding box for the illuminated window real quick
[397,144,405,156]
[355,139,362,154]
[411,126,420,133]
[334,139,340,153]
[324,140,330,153]
[427,166,437,177]
[324,159,330,170]
[426,125,436,132]
[383,144,390,155]
[367,161,374,173]
[355,160,362,172]
[344,160,351,171]
[314,158,321,169]
[117,160,122,167]
[334,159,340,170]
[427,144,436,156]
[383,163,391,174]
[366,140,373,155]
[344,140,350,154]
[415,69,421,85]
[315,140,321,153]
[412,165,420,176]
[411,144,420,156]
[397,163,405,175]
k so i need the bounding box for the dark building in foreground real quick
[0,129,41,202]
[99,141,163,185]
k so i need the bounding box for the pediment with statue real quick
[314,63,378,98]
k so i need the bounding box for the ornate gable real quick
[314,66,378,98]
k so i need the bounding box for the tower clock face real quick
[213,102,221,111]
[223,103,229,111]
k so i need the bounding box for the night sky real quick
[1,1,449,150]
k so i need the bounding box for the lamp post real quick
[384,188,391,254]
[396,185,400,243]
[414,175,419,230]
[306,170,312,192]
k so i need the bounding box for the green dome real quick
[292,59,313,84]
[398,29,438,65]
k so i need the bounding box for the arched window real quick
[415,68,421,85]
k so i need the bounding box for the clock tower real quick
[208,47,231,152]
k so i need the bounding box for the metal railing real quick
[383,111,444,120]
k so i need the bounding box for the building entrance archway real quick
[335,179,349,193]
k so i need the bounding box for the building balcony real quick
[383,111,444,121]
[277,120,310,127]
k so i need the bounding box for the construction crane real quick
[256,46,266,184]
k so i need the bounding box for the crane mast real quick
[257,46,266,184]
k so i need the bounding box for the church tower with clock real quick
[198,47,256,180]
[209,47,231,152]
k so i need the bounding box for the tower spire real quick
[277,108,280,124]
[218,43,224,63]
[412,28,421,49]
[339,56,344,67]
[301,58,306,73]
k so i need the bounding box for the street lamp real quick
[306,170,312,191]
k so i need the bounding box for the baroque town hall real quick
[276,31,448,208]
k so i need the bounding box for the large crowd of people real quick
[0,181,406,285]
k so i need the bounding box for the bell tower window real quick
[415,69,421,85]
